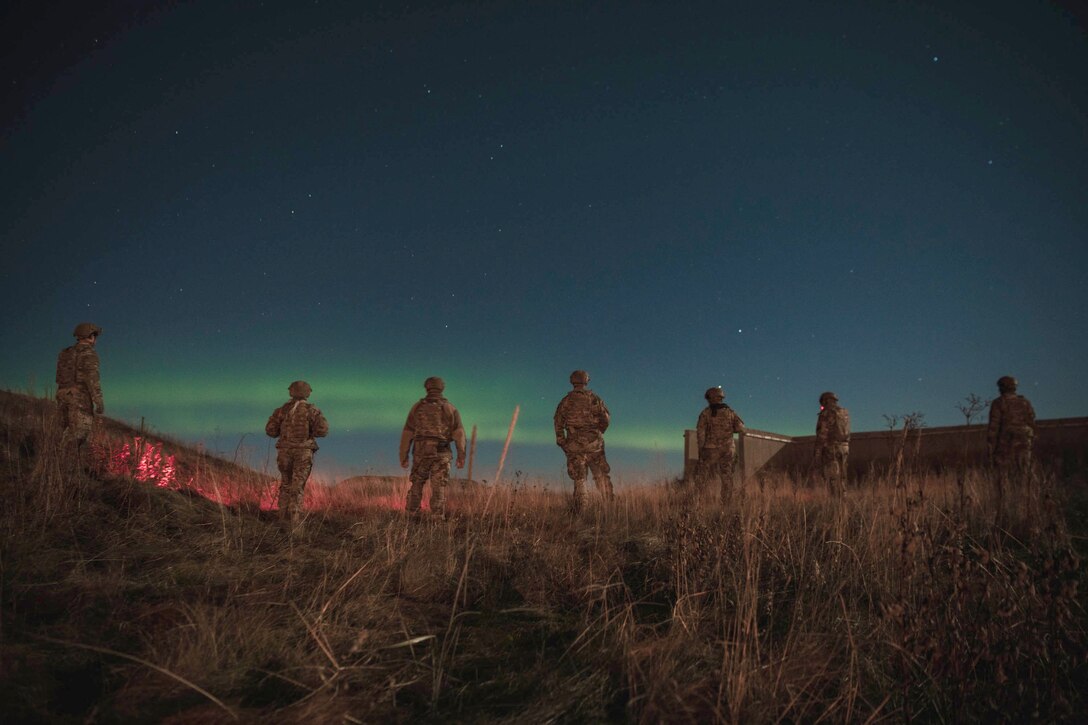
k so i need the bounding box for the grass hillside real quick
[1,390,1085,723]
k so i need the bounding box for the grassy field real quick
[1,390,1085,723]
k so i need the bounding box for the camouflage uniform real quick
[399,377,466,517]
[55,323,104,450]
[696,387,745,500]
[987,377,1036,473]
[554,370,613,510]
[815,392,850,496]
[265,381,329,523]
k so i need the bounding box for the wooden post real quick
[494,406,519,486]
[466,424,477,485]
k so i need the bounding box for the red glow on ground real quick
[107,437,186,489]
[97,434,413,515]
[101,435,281,510]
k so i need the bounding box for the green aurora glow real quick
[105,369,692,452]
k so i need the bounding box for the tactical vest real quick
[998,396,1034,433]
[703,407,739,447]
[279,401,314,444]
[826,408,850,443]
[414,399,450,440]
[562,391,601,430]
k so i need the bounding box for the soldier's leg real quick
[694,450,713,493]
[990,446,1008,522]
[566,452,589,510]
[837,449,849,495]
[828,451,845,496]
[406,456,429,513]
[587,450,613,500]
[1012,438,1031,475]
[818,449,834,496]
[286,449,314,522]
[57,397,74,446]
[697,448,719,496]
[57,400,70,432]
[59,395,94,462]
[73,408,94,449]
[276,449,295,519]
[718,448,735,502]
[826,446,844,496]
[428,455,452,516]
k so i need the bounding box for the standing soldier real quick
[696,386,745,501]
[554,370,613,511]
[814,391,850,496]
[265,381,329,525]
[987,376,1036,473]
[400,377,466,519]
[55,322,104,456]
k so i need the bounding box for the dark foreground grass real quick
[1,390,1085,723]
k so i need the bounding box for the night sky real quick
[3,1,1086,483]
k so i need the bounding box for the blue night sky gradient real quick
[2,1,1086,482]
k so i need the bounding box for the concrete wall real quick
[684,417,1088,482]
[739,429,794,480]
[682,428,792,481]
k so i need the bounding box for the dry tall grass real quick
[1,390,1085,723]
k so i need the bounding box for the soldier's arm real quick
[812,413,825,460]
[733,411,745,435]
[265,406,284,437]
[553,400,567,444]
[597,398,611,432]
[696,409,707,449]
[311,407,330,438]
[399,404,418,466]
[450,406,467,467]
[398,431,413,467]
[986,399,1002,450]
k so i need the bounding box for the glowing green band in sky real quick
[106,369,689,451]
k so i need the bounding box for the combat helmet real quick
[819,391,838,406]
[288,380,312,399]
[997,376,1017,393]
[424,376,445,393]
[73,322,102,338]
[704,386,724,402]
[569,370,590,386]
